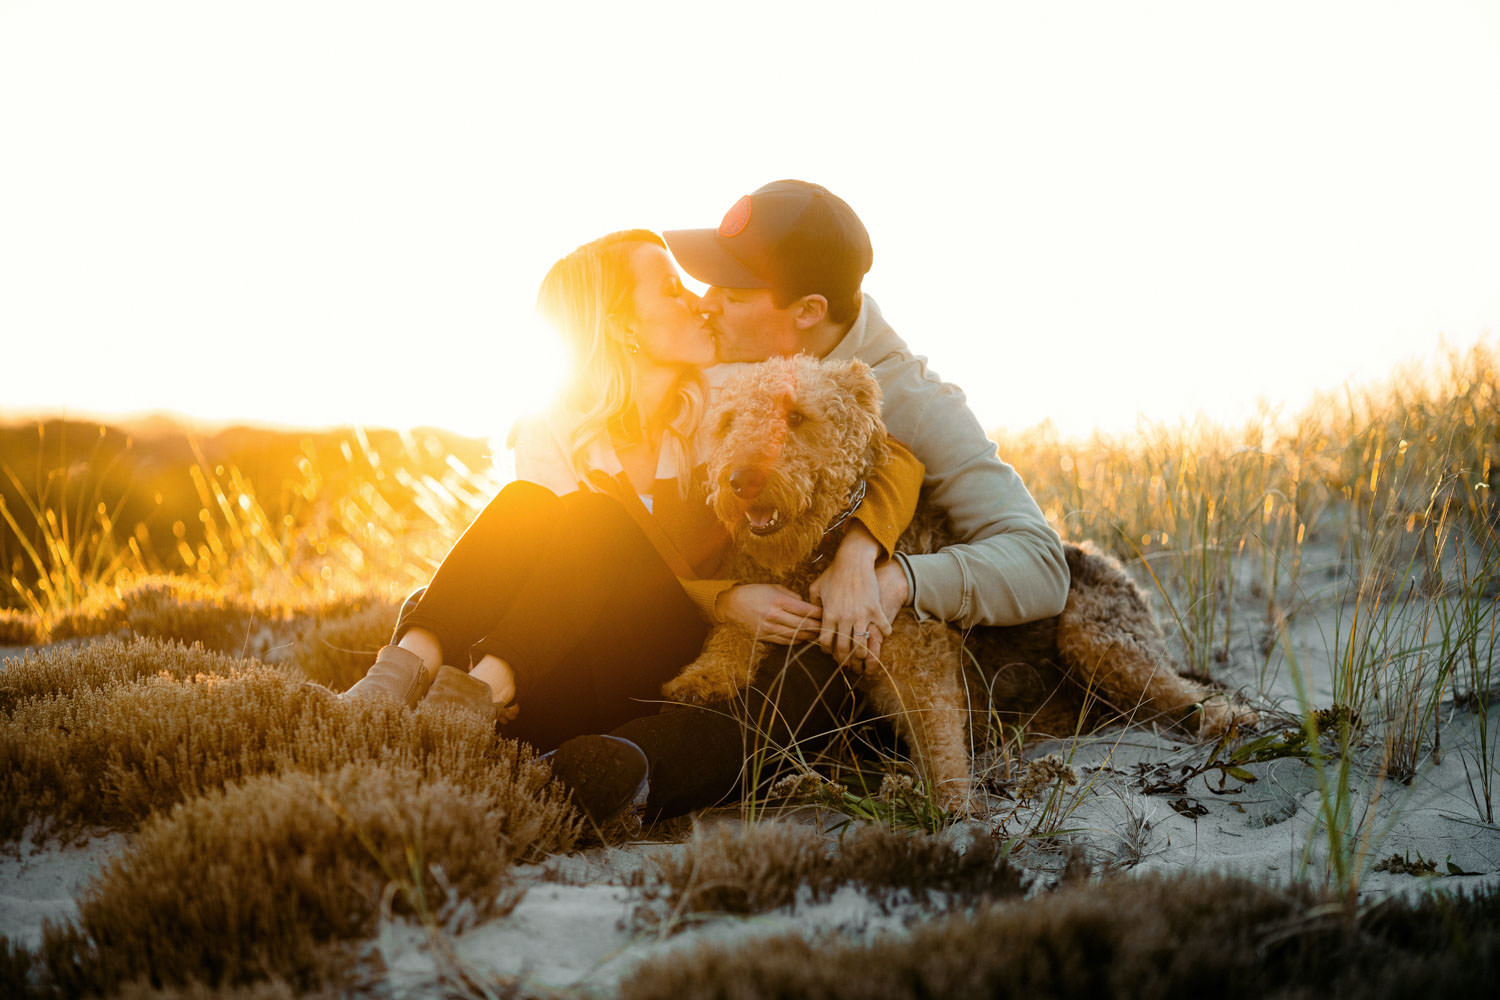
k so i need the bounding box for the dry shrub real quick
[1,936,37,999]
[109,980,310,1000]
[1,639,580,853]
[622,872,1500,1000]
[835,824,1024,905]
[0,636,250,713]
[644,823,832,921]
[115,575,261,652]
[0,608,43,646]
[279,595,402,691]
[24,923,331,1000]
[44,588,130,642]
[639,822,1020,928]
[35,763,524,995]
[35,574,398,666]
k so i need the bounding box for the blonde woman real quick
[340,230,923,823]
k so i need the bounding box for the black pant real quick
[613,643,859,820]
[397,480,858,818]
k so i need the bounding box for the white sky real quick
[2,0,1497,441]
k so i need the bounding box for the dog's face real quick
[702,356,889,572]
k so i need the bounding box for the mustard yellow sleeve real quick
[852,438,925,559]
[679,577,738,624]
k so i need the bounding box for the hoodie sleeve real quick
[893,373,1069,628]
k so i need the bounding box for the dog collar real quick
[808,479,869,565]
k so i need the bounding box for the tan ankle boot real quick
[422,665,497,720]
[340,645,429,708]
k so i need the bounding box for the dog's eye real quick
[716,411,734,436]
[786,410,805,428]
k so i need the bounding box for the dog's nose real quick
[729,466,766,500]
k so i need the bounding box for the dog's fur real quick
[663,356,1255,811]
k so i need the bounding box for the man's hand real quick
[715,584,822,645]
[810,523,889,669]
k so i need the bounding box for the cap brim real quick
[663,228,772,290]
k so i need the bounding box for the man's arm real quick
[881,368,1069,629]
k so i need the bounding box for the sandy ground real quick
[0,834,127,951]
[4,548,1499,994]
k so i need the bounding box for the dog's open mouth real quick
[744,505,783,536]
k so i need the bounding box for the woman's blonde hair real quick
[535,229,704,494]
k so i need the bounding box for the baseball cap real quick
[664,180,873,302]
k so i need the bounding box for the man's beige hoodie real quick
[825,296,1070,628]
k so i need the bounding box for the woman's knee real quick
[557,489,629,524]
[489,479,562,516]
[461,480,564,541]
[557,492,649,550]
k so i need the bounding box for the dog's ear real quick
[827,359,882,417]
[824,359,889,475]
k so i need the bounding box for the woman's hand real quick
[872,559,911,624]
[809,524,890,669]
[715,584,822,645]
[471,654,520,724]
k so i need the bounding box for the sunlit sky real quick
[2,1,1497,442]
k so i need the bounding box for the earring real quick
[626,339,640,355]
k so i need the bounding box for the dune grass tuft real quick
[0,637,580,852]
[29,762,527,995]
[622,871,1500,1000]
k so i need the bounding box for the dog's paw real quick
[935,782,978,817]
[1194,694,1259,740]
[661,670,735,706]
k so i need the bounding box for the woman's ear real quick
[610,317,641,354]
[791,294,829,330]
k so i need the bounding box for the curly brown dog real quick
[663,356,1254,811]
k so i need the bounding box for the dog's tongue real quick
[745,505,780,533]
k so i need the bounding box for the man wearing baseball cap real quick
[664,180,1069,635]
[560,181,1072,822]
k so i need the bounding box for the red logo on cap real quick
[718,196,752,238]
